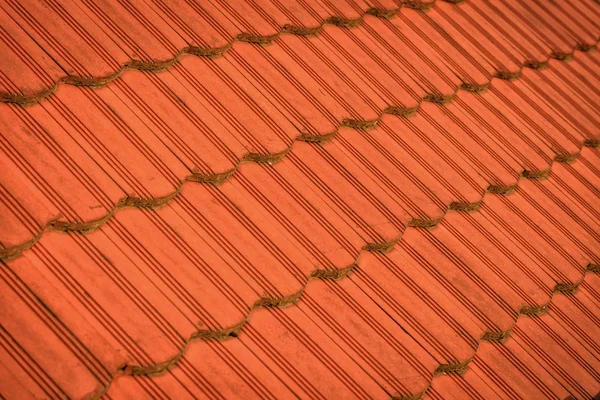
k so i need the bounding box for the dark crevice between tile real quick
[587,263,600,273]
[366,7,400,19]
[297,130,338,144]
[551,51,574,61]
[583,139,600,148]
[448,199,482,212]
[1,5,596,107]
[576,43,596,52]
[341,117,380,130]
[554,283,580,295]
[494,70,522,81]
[0,9,598,400]
[324,16,363,29]
[242,148,291,164]
[424,93,456,105]
[384,105,420,117]
[487,183,518,195]
[520,304,550,317]
[236,32,280,45]
[408,216,445,229]
[523,60,549,70]
[253,289,304,309]
[554,153,580,163]
[363,239,400,253]
[404,1,436,12]
[434,358,472,376]
[459,82,490,93]
[481,329,512,343]
[521,168,551,180]
[310,263,357,280]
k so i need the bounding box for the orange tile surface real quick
[1,0,600,399]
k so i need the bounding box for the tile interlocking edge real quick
[2,41,598,263]
[3,73,598,400]
[0,0,592,107]
[0,1,598,397]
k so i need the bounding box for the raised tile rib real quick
[1,40,598,264]
[0,0,596,107]
[100,263,600,399]
[1,0,599,399]
[4,143,596,399]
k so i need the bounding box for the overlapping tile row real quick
[3,156,600,398]
[1,0,600,399]
[0,0,598,106]
[102,160,600,399]
[2,0,600,260]
[2,94,600,398]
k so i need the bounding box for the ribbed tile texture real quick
[1,0,599,399]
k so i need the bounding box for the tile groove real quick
[1,0,596,107]
[2,42,597,263]
[5,129,597,400]
[0,3,598,398]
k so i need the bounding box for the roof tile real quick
[2,0,129,79]
[0,6,63,99]
[1,0,599,398]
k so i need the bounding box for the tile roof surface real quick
[1,0,600,398]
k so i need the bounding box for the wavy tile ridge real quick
[70,136,598,398]
[1,1,420,106]
[2,41,597,263]
[0,0,592,107]
[99,248,599,400]
[5,102,597,399]
[0,6,598,398]
[402,262,600,400]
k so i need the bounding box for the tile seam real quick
[1,43,597,263]
[0,7,597,398]
[4,122,597,399]
[0,0,596,107]
[98,262,600,400]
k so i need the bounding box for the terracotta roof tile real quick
[1,0,600,398]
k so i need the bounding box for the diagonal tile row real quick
[3,157,599,398]
[1,0,600,398]
[0,0,598,106]
[1,32,599,261]
[102,264,600,400]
